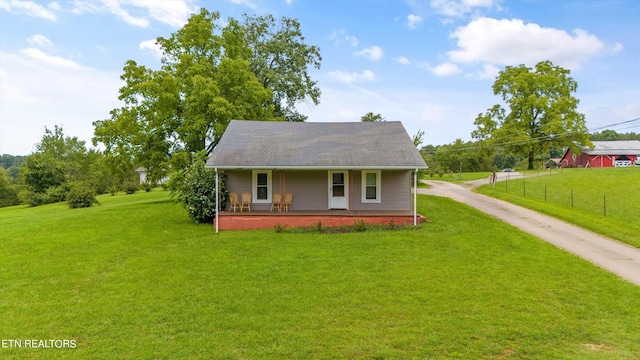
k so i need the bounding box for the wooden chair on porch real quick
[270,192,282,212]
[283,192,293,212]
[229,192,240,212]
[240,192,251,212]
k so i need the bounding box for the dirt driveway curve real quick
[418,178,640,286]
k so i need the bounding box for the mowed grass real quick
[476,168,640,248]
[424,171,492,183]
[1,190,640,359]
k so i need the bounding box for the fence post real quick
[506,171,509,192]
[571,188,574,208]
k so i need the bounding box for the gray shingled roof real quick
[205,120,427,169]
[584,140,640,156]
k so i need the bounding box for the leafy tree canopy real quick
[18,126,107,206]
[21,125,89,193]
[93,9,322,182]
[242,13,321,122]
[472,60,591,169]
[590,130,640,141]
[0,167,20,207]
[360,112,386,122]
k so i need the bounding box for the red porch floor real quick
[216,210,427,231]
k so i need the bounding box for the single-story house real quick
[205,120,428,231]
[135,167,148,184]
[135,167,168,184]
[560,140,640,168]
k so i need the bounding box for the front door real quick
[329,171,348,209]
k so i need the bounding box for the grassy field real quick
[1,190,640,359]
[476,168,640,248]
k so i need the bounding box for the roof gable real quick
[206,120,427,169]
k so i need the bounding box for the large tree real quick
[242,14,322,122]
[472,60,591,169]
[93,9,321,182]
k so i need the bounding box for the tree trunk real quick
[528,150,535,170]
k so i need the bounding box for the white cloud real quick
[227,0,259,11]
[419,103,447,123]
[0,50,122,155]
[407,14,423,29]
[430,62,462,77]
[27,34,53,47]
[126,0,194,27]
[394,56,410,65]
[329,29,359,47]
[139,39,163,59]
[447,17,606,70]
[70,0,194,28]
[345,35,359,47]
[430,0,501,18]
[20,48,89,70]
[475,63,500,80]
[355,45,384,61]
[102,0,149,27]
[298,81,509,147]
[328,69,376,84]
[611,43,624,54]
[0,0,58,21]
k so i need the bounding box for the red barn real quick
[561,140,640,168]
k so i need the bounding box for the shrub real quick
[45,185,69,203]
[353,220,368,232]
[124,182,139,194]
[274,223,286,233]
[142,182,155,192]
[67,184,98,208]
[171,160,228,224]
[29,192,49,207]
[108,186,118,196]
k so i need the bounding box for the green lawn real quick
[476,168,640,248]
[424,171,493,183]
[1,190,640,359]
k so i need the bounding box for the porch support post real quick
[413,169,418,226]
[215,168,219,233]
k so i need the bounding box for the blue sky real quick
[1,0,639,155]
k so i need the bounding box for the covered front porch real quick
[216,209,427,231]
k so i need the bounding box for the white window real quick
[252,170,272,203]
[361,170,381,203]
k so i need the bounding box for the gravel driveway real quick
[418,178,640,286]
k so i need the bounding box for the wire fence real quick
[494,170,637,221]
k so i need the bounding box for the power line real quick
[588,117,640,133]
[424,117,640,154]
